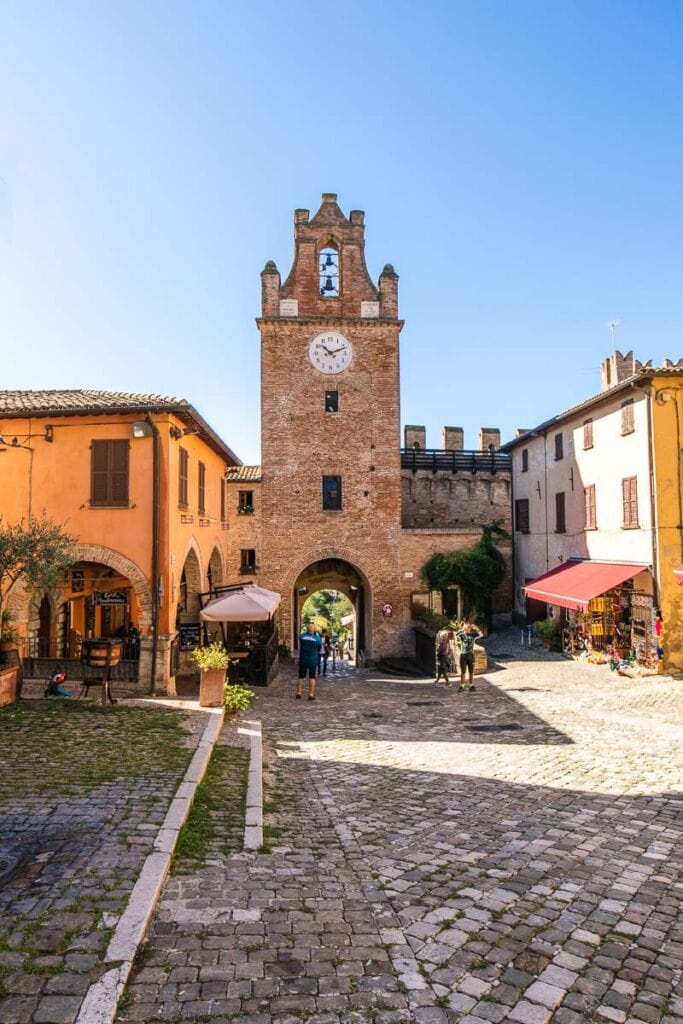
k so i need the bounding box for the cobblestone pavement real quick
[119,631,682,1024]
[0,698,206,1024]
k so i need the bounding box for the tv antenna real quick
[607,319,621,346]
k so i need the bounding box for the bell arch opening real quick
[293,558,371,662]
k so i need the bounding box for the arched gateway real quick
[292,557,372,656]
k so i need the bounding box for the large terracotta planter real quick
[199,668,226,707]
[0,666,19,708]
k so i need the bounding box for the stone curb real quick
[240,718,263,850]
[74,706,225,1024]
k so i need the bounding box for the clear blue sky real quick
[2,1,681,464]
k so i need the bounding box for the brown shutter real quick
[622,477,638,527]
[91,441,109,506]
[621,400,634,434]
[583,419,593,449]
[198,462,206,514]
[555,492,566,533]
[179,448,189,507]
[111,441,129,506]
[220,479,226,522]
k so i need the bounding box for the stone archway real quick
[287,549,373,657]
[177,542,203,624]
[207,544,225,595]
[68,544,153,627]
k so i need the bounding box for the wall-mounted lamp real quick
[132,420,154,439]
[44,425,54,443]
[169,425,200,440]
[297,587,308,594]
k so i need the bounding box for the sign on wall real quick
[93,591,128,606]
[382,602,393,618]
[179,624,201,650]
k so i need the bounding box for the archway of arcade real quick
[293,558,371,663]
[25,558,146,675]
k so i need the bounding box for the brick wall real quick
[401,470,511,531]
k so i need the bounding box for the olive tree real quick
[0,515,76,638]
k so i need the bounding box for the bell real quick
[324,276,335,292]
[324,254,334,268]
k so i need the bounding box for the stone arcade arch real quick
[177,540,203,625]
[65,543,154,626]
[288,550,373,658]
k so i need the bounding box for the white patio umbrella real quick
[200,585,281,622]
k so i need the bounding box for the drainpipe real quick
[543,430,550,571]
[632,382,660,597]
[509,454,516,621]
[146,415,160,695]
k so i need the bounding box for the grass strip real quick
[173,745,248,870]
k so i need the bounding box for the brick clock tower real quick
[257,193,404,660]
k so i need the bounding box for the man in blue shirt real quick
[297,622,323,701]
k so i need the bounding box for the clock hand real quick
[329,347,347,355]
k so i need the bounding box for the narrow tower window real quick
[319,247,339,297]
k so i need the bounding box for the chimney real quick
[260,261,280,316]
[515,428,530,438]
[600,350,636,392]
[404,425,426,450]
[442,426,464,451]
[478,428,501,452]
[379,264,399,319]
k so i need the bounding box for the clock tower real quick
[257,193,404,660]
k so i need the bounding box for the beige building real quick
[503,350,683,673]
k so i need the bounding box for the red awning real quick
[522,560,649,611]
[674,564,683,586]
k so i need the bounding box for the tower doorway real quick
[301,589,356,666]
[292,558,370,661]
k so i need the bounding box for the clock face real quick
[308,332,353,374]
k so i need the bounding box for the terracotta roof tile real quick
[226,465,262,483]
[0,390,188,414]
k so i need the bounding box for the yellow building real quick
[0,391,240,691]
[652,371,683,672]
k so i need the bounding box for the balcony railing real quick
[401,448,511,474]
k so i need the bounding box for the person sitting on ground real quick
[45,666,73,698]
[297,622,323,701]
[455,620,483,692]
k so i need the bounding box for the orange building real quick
[0,391,240,691]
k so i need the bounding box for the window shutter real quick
[198,461,206,514]
[622,477,638,527]
[583,419,593,449]
[111,441,129,505]
[621,400,634,435]
[221,479,226,522]
[555,492,566,533]
[179,448,189,507]
[91,441,109,506]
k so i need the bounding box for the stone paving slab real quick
[0,697,207,1024]
[116,630,682,1024]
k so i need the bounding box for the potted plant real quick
[535,617,560,650]
[0,611,21,653]
[223,682,255,715]
[190,641,231,707]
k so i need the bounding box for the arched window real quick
[319,247,339,297]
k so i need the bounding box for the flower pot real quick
[199,667,226,707]
[0,666,19,707]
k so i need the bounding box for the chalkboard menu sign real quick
[179,624,201,650]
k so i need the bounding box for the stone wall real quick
[401,471,511,531]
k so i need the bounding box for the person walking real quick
[456,620,483,692]
[297,622,323,700]
[319,629,331,676]
[434,627,453,686]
